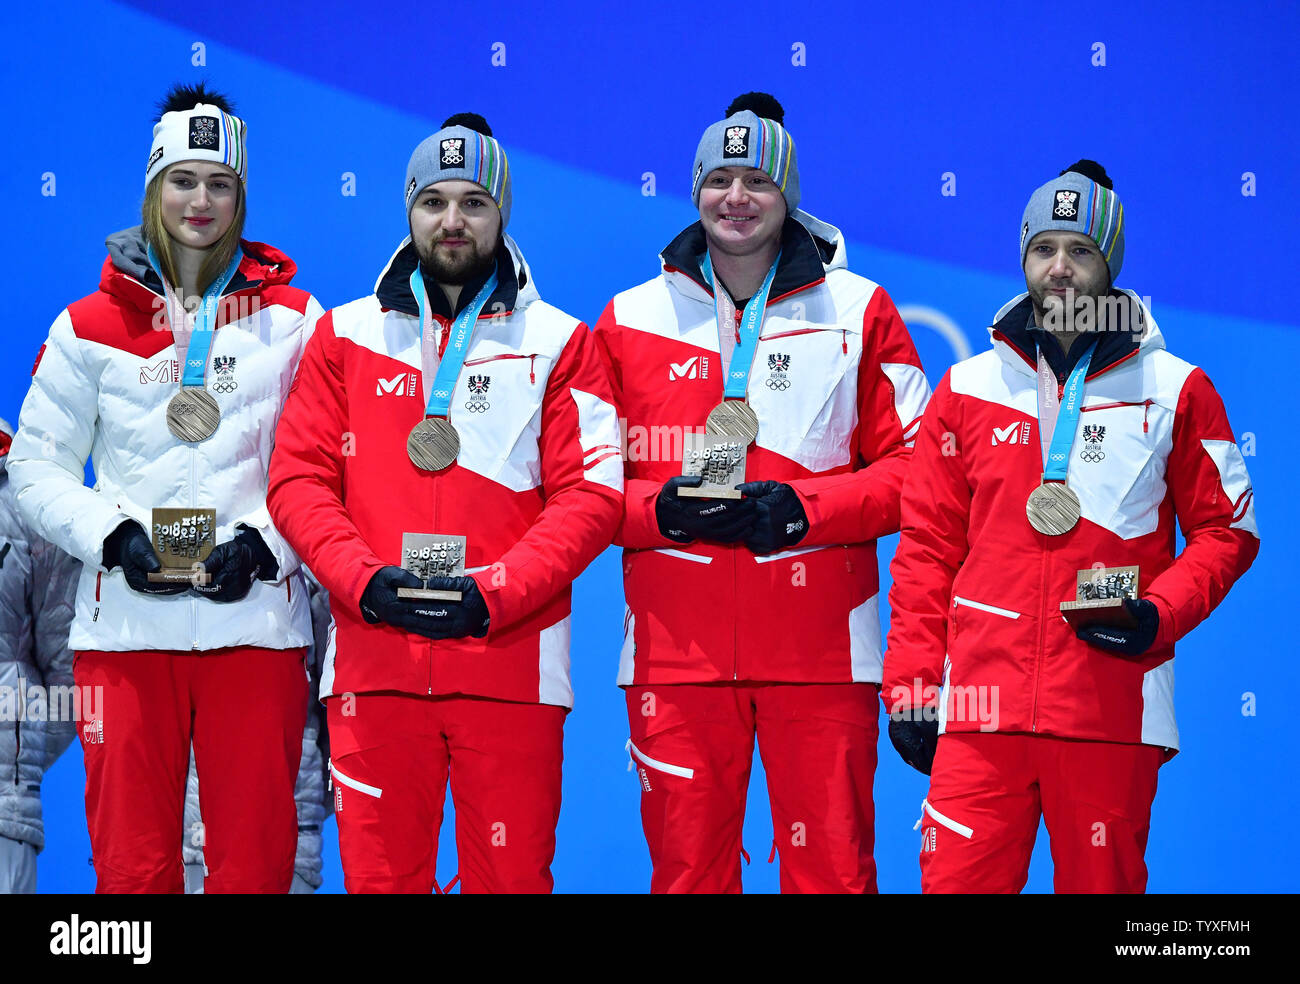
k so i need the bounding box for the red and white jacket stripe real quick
[883,291,1259,751]
[266,235,623,708]
[9,227,320,653]
[595,211,931,686]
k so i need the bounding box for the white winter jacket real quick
[8,227,321,652]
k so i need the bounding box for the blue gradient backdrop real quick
[2,0,1293,893]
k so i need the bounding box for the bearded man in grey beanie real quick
[884,161,1259,893]
[267,113,624,894]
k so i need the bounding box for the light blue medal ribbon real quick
[409,266,499,419]
[1040,339,1097,481]
[146,244,244,387]
[700,250,781,399]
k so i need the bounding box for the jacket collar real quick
[99,225,297,313]
[988,289,1165,381]
[374,234,534,320]
[660,208,845,304]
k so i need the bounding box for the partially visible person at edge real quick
[266,113,623,894]
[593,93,931,893]
[183,569,333,893]
[8,83,323,893]
[0,418,79,894]
[884,160,1259,893]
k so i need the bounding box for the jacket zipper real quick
[464,352,539,384]
[1031,540,1050,733]
[191,445,199,650]
[1081,399,1153,433]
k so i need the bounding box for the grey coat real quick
[0,419,80,851]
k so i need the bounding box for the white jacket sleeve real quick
[228,294,324,582]
[9,310,131,569]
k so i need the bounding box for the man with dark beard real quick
[267,114,623,893]
[883,161,1258,893]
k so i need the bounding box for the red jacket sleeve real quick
[267,312,388,612]
[471,323,624,634]
[1143,368,1259,648]
[591,301,679,550]
[882,373,971,714]
[789,287,931,546]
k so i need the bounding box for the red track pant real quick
[625,682,879,894]
[74,647,307,894]
[919,732,1163,894]
[327,693,565,894]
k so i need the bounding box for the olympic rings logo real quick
[211,381,238,394]
[1079,450,1105,463]
[464,401,490,413]
[766,377,791,391]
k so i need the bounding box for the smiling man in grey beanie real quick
[593,92,931,894]
[884,160,1259,893]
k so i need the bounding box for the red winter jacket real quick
[595,212,930,686]
[883,292,1259,751]
[266,236,623,708]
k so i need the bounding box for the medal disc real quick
[407,417,460,472]
[167,388,220,442]
[1026,482,1081,536]
[705,399,759,445]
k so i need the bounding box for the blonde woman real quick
[9,83,321,893]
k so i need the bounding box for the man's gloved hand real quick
[888,714,940,776]
[736,480,810,555]
[1076,598,1160,657]
[101,520,188,595]
[360,568,490,640]
[655,475,758,544]
[192,526,280,603]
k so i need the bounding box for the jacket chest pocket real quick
[748,328,857,471]
[1071,401,1168,539]
[451,353,548,490]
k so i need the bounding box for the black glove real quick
[888,715,940,776]
[191,526,280,603]
[360,568,490,640]
[102,520,188,595]
[1076,597,1160,657]
[655,475,758,544]
[736,480,810,555]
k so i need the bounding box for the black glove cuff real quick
[234,525,280,582]
[102,520,145,571]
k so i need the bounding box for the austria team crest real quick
[1080,424,1105,463]
[466,374,490,412]
[724,125,750,158]
[766,352,791,390]
[440,138,465,167]
[1053,189,1081,220]
[189,116,218,150]
[211,355,237,394]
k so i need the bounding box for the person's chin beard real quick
[416,238,497,286]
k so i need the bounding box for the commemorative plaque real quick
[1060,565,1140,630]
[677,433,747,500]
[397,533,467,601]
[147,507,216,584]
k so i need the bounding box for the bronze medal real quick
[167,387,220,443]
[1026,481,1081,536]
[407,416,460,472]
[705,399,759,445]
